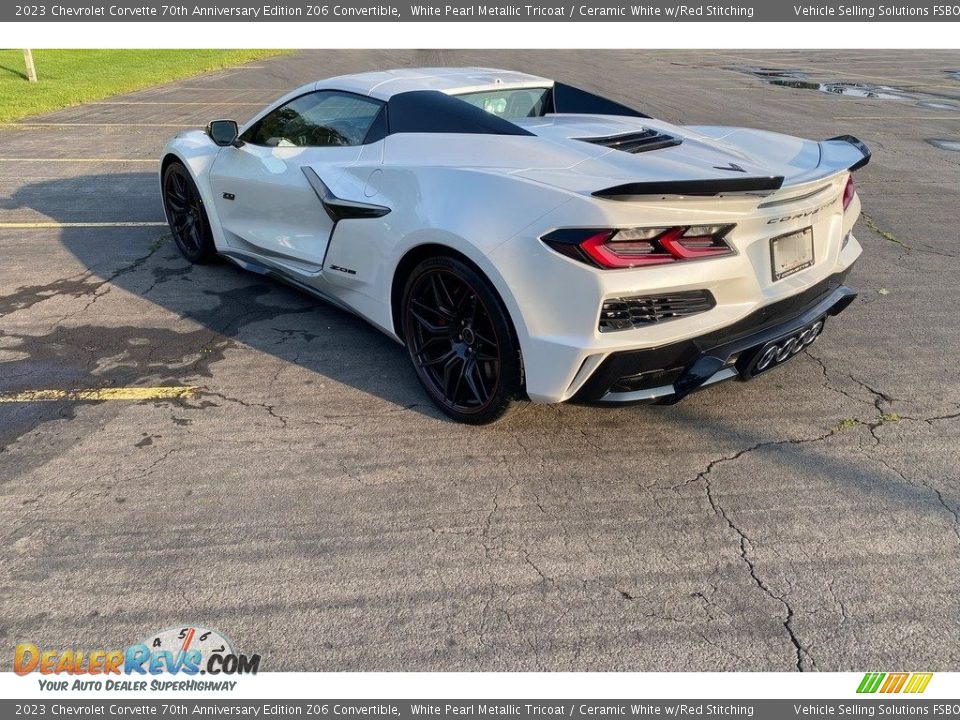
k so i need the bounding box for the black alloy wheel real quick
[402,256,522,424]
[162,162,216,264]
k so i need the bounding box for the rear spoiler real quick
[823,134,871,172]
[593,176,784,199]
[593,135,870,200]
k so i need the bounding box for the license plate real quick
[771,227,815,281]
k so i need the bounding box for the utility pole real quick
[23,50,38,82]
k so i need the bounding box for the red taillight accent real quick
[579,231,675,268]
[577,226,733,268]
[657,227,734,259]
[842,174,855,211]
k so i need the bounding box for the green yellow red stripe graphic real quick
[857,672,933,694]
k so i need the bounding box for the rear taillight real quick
[842,174,855,211]
[542,225,735,269]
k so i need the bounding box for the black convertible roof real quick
[384,90,535,137]
[364,83,650,142]
[547,83,651,119]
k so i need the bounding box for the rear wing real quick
[823,135,871,172]
[768,134,871,188]
[593,176,783,199]
[593,135,870,200]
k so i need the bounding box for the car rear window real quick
[454,87,551,119]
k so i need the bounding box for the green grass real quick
[0,50,286,123]
[834,417,863,432]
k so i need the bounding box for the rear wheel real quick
[402,256,522,424]
[162,161,216,264]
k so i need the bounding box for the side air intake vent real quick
[578,129,682,154]
[600,290,716,332]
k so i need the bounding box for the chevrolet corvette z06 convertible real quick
[160,67,868,424]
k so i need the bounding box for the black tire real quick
[402,255,523,425]
[162,161,216,264]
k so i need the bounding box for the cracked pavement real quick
[1,50,959,671]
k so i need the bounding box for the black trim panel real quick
[593,176,785,199]
[362,105,389,144]
[573,269,856,403]
[577,129,682,154]
[301,167,391,222]
[548,82,651,119]
[386,90,535,136]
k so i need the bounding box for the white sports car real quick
[160,67,868,424]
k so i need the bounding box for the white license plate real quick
[770,227,815,281]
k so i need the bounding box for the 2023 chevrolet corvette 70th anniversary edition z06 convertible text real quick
[160,67,869,424]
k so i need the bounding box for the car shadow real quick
[1,171,443,423]
[6,171,960,632]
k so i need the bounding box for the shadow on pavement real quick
[0,172,441,444]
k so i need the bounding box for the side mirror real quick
[207,119,240,147]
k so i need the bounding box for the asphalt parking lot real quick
[2,50,960,672]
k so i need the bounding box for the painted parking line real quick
[0,123,196,128]
[90,101,263,106]
[174,87,284,92]
[0,222,167,229]
[0,387,197,402]
[832,115,960,120]
[0,158,157,163]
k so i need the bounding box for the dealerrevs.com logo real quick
[14,625,260,692]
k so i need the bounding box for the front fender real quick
[160,131,227,250]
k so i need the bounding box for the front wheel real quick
[162,161,216,264]
[402,256,523,424]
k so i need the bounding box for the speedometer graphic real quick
[138,625,234,668]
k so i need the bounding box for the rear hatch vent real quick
[578,129,682,154]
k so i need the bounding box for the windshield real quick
[454,87,551,118]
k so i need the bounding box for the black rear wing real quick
[824,135,872,172]
[593,135,870,200]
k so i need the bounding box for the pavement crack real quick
[665,428,840,495]
[922,411,960,425]
[862,213,957,260]
[198,388,288,427]
[680,431,839,671]
[933,487,960,546]
[848,375,895,413]
[703,468,814,671]
[520,549,554,588]
[39,234,170,330]
[803,350,874,408]
[338,459,373,487]
[125,447,182,484]
[826,579,849,627]
[864,445,960,547]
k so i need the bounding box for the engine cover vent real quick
[578,129,682,154]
